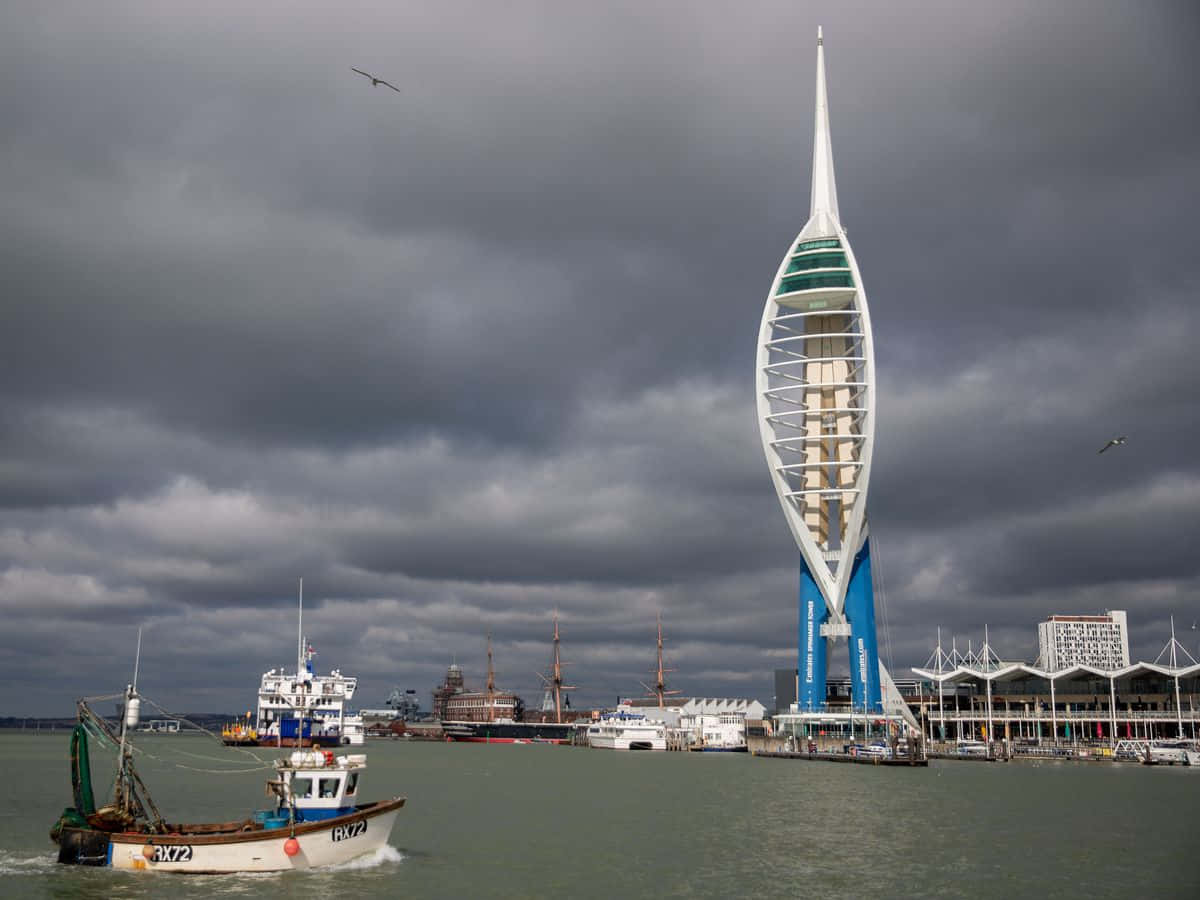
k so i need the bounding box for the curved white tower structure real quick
[757,28,902,719]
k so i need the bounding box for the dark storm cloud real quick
[1,1,1198,715]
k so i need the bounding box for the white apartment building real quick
[1037,610,1130,671]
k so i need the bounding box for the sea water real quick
[1,733,1196,898]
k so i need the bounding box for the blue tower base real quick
[796,540,883,714]
[844,539,882,713]
[797,558,827,712]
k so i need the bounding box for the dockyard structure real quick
[1038,611,1130,671]
[596,698,767,750]
[677,699,767,750]
[435,638,527,724]
[756,28,913,739]
[430,663,466,720]
[911,621,1200,753]
[441,690,522,723]
[623,697,766,719]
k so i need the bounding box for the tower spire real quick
[802,25,841,239]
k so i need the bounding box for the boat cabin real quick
[269,751,367,821]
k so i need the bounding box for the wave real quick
[322,844,404,871]
[0,851,57,876]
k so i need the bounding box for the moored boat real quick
[1144,740,1200,766]
[220,712,259,746]
[586,710,668,751]
[442,719,572,744]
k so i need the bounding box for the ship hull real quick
[441,721,572,744]
[96,798,405,873]
[254,736,341,748]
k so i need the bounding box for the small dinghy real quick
[52,680,405,873]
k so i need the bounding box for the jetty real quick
[754,749,927,767]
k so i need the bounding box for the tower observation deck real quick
[756,28,913,728]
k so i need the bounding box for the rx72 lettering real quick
[152,845,193,863]
[331,820,367,842]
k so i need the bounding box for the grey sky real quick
[2,2,1198,716]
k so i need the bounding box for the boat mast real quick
[115,627,142,816]
[486,632,495,723]
[550,612,575,724]
[650,613,680,709]
[297,577,304,677]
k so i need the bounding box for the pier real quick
[754,749,927,767]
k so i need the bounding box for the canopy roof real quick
[911,661,1200,685]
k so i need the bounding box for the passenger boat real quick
[586,710,668,751]
[1144,740,1200,766]
[954,739,989,758]
[222,580,361,748]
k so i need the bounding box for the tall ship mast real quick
[485,633,496,723]
[538,612,575,724]
[643,614,680,709]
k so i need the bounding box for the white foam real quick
[0,851,57,875]
[322,844,404,871]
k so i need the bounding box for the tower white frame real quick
[755,26,875,627]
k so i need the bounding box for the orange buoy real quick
[142,843,156,860]
[283,837,301,857]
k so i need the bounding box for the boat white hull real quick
[1147,746,1200,766]
[588,735,667,751]
[108,800,403,873]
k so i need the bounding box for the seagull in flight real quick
[351,67,400,93]
[1097,436,1127,454]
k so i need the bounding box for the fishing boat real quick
[51,617,405,873]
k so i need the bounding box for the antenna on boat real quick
[132,626,142,693]
[297,577,304,675]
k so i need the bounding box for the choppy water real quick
[2,733,1196,898]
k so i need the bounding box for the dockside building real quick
[1038,611,1130,671]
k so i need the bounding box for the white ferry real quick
[251,655,358,748]
[587,710,668,751]
[232,582,361,748]
[339,713,367,745]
